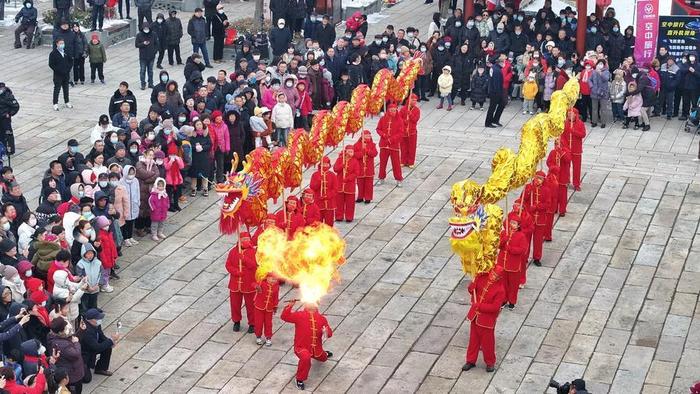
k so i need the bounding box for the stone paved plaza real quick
[2,1,700,392]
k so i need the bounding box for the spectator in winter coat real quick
[270,19,293,57]
[80,308,118,378]
[623,81,643,129]
[47,317,85,393]
[151,13,167,69]
[108,82,137,118]
[314,15,336,52]
[164,10,183,65]
[87,34,107,84]
[271,93,294,147]
[660,58,680,120]
[14,0,38,49]
[148,178,169,241]
[589,59,610,128]
[135,22,159,90]
[209,110,230,182]
[49,37,73,111]
[211,4,228,62]
[470,63,489,109]
[188,8,212,67]
[119,165,140,246]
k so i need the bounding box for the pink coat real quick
[164,156,184,186]
[261,88,278,109]
[148,189,170,222]
[210,121,230,153]
[623,93,643,117]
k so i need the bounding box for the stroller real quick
[684,97,700,133]
[20,24,42,49]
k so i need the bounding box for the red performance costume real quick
[523,171,551,266]
[310,157,338,226]
[561,108,586,191]
[301,188,321,226]
[543,166,559,242]
[377,103,405,184]
[281,301,333,390]
[226,232,257,332]
[512,199,533,286]
[274,196,305,239]
[546,140,572,215]
[353,130,378,203]
[463,265,506,372]
[398,93,421,168]
[497,212,528,308]
[253,274,280,342]
[333,145,360,222]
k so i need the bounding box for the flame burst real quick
[256,224,346,305]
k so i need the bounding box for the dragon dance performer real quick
[546,138,572,216]
[377,103,405,187]
[274,196,305,239]
[300,188,321,226]
[281,300,333,391]
[353,130,378,204]
[543,165,559,242]
[333,145,360,222]
[310,157,338,226]
[398,93,421,168]
[253,272,280,346]
[512,199,533,287]
[225,232,257,333]
[523,171,551,267]
[497,212,528,309]
[561,107,586,191]
[463,264,506,373]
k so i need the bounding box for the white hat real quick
[278,18,285,25]
[546,41,555,48]
[442,65,451,72]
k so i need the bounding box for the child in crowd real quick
[271,92,293,147]
[95,215,117,293]
[610,69,627,123]
[542,67,556,111]
[250,107,274,149]
[149,178,170,241]
[296,81,313,131]
[75,243,102,309]
[87,33,107,84]
[437,65,454,110]
[622,81,643,129]
[253,273,280,347]
[522,73,538,115]
[470,64,488,110]
[164,145,185,211]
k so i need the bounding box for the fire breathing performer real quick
[498,212,528,310]
[310,157,338,226]
[463,264,506,373]
[253,272,280,346]
[377,103,405,186]
[546,138,572,216]
[561,107,586,191]
[226,231,258,333]
[301,188,321,226]
[523,171,551,267]
[353,130,378,204]
[333,145,360,222]
[281,300,334,391]
[398,93,421,168]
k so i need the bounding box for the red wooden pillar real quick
[576,0,587,55]
[464,0,474,19]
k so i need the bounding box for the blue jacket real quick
[488,63,504,96]
[14,5,38,25]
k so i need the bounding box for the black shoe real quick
[233,322,241,332]
[325,351,333,358]
[141,85,146,90]
[666,116,672,120]
[364,200,371,204]
[462,362,476,371]
[177,62,183,65]
[485,124,497,128]
[486,365,495,373]
[156,64,163,69]
[533,259,541,267]
[507,303,515,310]
[94,370,113,376]
[460,99,466,106]
[427,93,434,98]
[494,122,503,127]
[168,207,177,212]
[169,62,174,66]
[420,97,428,102]
[296,380,305,390]
[642,125,650,131]
[69,81,75,87]
[622,124,629,129]
[90,28,96,31]
[679,116,688,121]
[247,325,254,334]
[98,28,103,32]
[205,64,214,68]
[345,219,353,223]
[110,270,120,279]
[356,198,363,203]
[114,264,121,270]
[591,122,597,127]
[601,123,606,129]
[148,84,154,88]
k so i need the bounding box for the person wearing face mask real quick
[80,308,119,379]
[430,39,452,97]
[585,23,604,53]
[16,212,37,257]
[134,149,159,237]
[606,24,624,72]
[135,22,159,90]
[270,18,293,57]
[49,37,74,111]
[48,317,86,393]
[225,231,257,333]
[589,59,610,128]
[75,242,103,306]
[488,23,511,55]
[119,165,140,246]
[148,13,167,69]
[428,12,442,38]
[211,4,228,63]
[14,0,38,49]
[678,54,700,121]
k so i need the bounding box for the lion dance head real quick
[215,153,262,234]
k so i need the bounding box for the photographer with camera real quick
[549,378,588,394]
